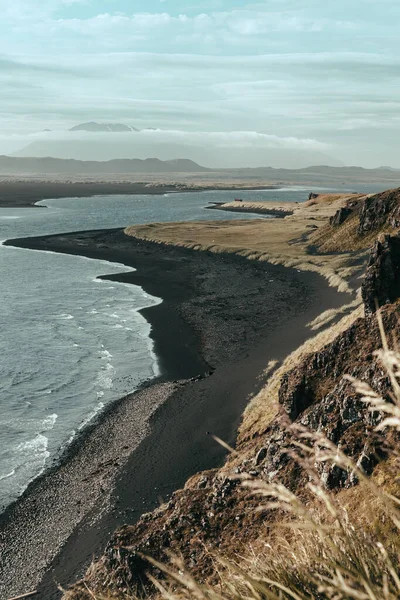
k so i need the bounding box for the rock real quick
[361,234,400,314]
[359,188,400,235]
[254,447,267,466]
[329,207,353,227]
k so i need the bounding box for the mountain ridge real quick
[0,155,209,174]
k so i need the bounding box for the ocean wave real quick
[0,469,16,482]
[17,433,50,462]
[77,401,105,431]
[42,413,58,431]
[97,363,115,390]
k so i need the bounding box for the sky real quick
[0,0,399,167]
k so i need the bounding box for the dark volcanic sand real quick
[0,230,350,599]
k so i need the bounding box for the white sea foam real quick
[42,413,58,430]
[78,402,105,431]
[17,434,50,461]
[0,469,16,482]
[97,363,115,390]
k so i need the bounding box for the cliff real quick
[64,189,400,599]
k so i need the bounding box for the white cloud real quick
[0,2,399,166]
[15,9,358,41]
[0,128,327,150]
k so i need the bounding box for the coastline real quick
[206,201,296,217]
[0,179,280,208]
[0,229,350,599]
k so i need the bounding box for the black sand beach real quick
[0,230,350,599]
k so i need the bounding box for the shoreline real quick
[206,201,295,217]
[0,179,280,208]
[0,229,350,599]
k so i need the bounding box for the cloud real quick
[52,128,329,150]
[14,9,358,44]
[0,2,399,166]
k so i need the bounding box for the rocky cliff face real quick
[65,192,400,600]
[328,187,400,236]
[362,234,400,314]
[359,188,400,235]
[311,188,400,254]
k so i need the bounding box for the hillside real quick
[0,156,209,175]
[3,156,400,188]
[63,188,400,599]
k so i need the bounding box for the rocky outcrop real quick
[359,188,400,235]
[278,311,393,487]
[362,234,400,314]
[329,206,353,227]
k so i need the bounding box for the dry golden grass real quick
[309,195,397,254]
[216,200,298,214]
[125,193,364,294]
[307,292,362,331]
[219,195,360,217]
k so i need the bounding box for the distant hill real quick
[12,139,343,168]
[0,156,209,175]
[227,164,400,185]
[69,122,139,132]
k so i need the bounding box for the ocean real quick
[0,185,384,511]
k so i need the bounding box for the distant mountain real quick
[69,122,139,132]
[12,138,343,168]
[378,166,400,172]
[0,156,209,175]
[229,164,400,186]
